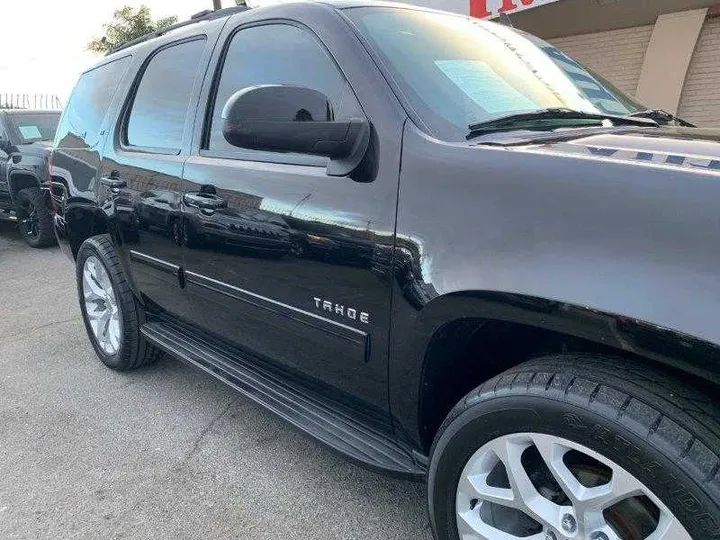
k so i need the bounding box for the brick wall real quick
[550,26,655,96]
[678,17,720,127]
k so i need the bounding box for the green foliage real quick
[88,5,178,53]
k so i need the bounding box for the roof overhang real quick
[510,0,719,38]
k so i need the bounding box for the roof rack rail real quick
[106,5,251,56]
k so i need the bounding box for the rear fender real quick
[64,199,142,301]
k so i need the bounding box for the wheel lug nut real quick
[561,514,577,533]
[591,533,609,540]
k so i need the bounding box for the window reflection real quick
[126,38,206,151]
[55,56,131,148]
[348,8,645,141]
[207,24,361,157]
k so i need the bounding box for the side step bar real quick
[141,321,425,479]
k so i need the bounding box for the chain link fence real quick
[0,94,63,110]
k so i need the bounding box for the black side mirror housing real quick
[221,85,370,177]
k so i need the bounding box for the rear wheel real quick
[76,234,161,370]
[428,355,720,540]
[15,187,55,248]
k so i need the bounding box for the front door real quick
[100,33,214,320]
[182,12,406,411]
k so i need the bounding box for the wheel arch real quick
[64,199,145,302]
[7,171,40,203]
[64,200,111,258]
[399,291,720,452]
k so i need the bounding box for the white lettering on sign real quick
[470,0,562,18]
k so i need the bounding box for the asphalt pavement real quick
[0,220,431,540]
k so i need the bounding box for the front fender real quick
[7,169,41,203]
[390,122,720,447]
[397,122,720,352]
[389,290,720,451]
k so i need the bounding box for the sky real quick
[0,0,279,103]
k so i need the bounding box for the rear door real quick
[99,27,220,320]
[182,6,407,411]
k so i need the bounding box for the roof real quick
[103,0,456,58]
[107,5,252,56]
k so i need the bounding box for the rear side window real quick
[55,56,131,148]
[206,24,361,155]
[126,38,206,152]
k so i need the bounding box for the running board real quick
[141,321,425,479]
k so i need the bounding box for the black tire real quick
[428,355,720,540]
[76,234,161,370]
[15,187,56,248]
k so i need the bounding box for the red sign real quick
[470,0,561,18]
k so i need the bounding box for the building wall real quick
[678,17,720,126]
[549,26,655,95]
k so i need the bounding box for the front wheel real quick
[428,355,720,540]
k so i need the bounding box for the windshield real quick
[8,113,60,144]
[346,7,646,141]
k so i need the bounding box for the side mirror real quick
[221,85,370,176]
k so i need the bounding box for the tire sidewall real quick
[76,239,130,369]
[16,187,55,248]
[15,188,40,247]
[428,395,720,540]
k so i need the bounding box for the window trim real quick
[119,35,208,156]
[199,19,360,167]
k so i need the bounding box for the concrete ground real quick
[0,220,431,540]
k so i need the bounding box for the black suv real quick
[0,109,60,247]
[52,3,720,539]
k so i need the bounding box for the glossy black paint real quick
[180,4,404,416]
[390,122,720,447]
[222,85,371,163]
[53,1,720,469]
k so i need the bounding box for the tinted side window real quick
[126,38,206,152]
[207,24,361,154]
[55,56,131,148]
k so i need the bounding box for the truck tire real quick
[428,355,720,540]
[15,187,56,248]
[76,234,161,370]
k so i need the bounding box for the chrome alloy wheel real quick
[456,433,691,540]
[82,255,121,355]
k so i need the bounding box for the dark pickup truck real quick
[0,109,60,247]
[52,3,720,539]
